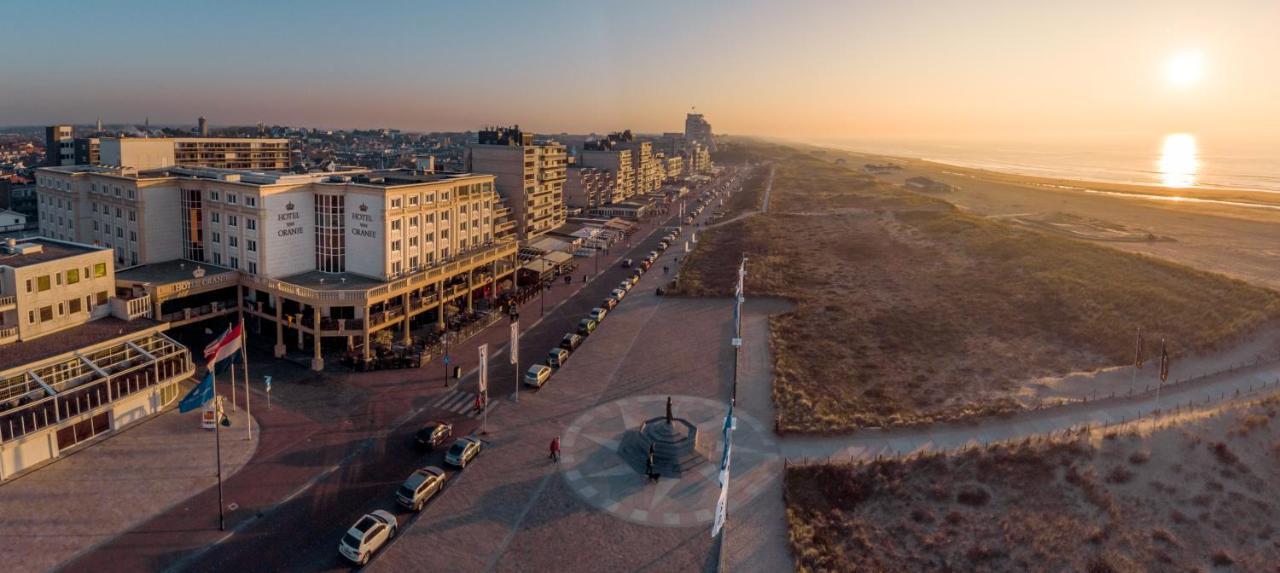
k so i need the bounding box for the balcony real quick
[0,326,16,344]
[0,296,14,311]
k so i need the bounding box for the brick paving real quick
[0,406,257,573]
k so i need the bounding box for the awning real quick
[543,251,574,267]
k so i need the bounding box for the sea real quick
[820,135,1280,196]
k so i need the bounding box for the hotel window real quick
[96,291,107,306]
[212,232,221,243]
[213,252,222,265]
[425,232,434,242]
[25,278,31,292]
[391,197,402,209]
[425,213,434,224]
[114,187,121,197]
[391,240,401,252]
[230,256,239,269]
[391,219,401,231]
[245,196,257,207]
[246,218,257,230]
[409,256,418,269]
[181,189,205,261]
[247,240,257,252]
[129,210,136,222]
[28,310,34,324]
[409,216,418,227]
[408,236,418,247]
[129,231,137,242]
[91,204,97,213]
[127,189,135,199]
[130,251,137,265]
[116,207,122,218]
[314,194,346,273]
[39,306,53,322]
[228,215,238,227]
[37,275,50,291]
[211,212,220,223]
[229,236,238,248]
[116,228,123,238]
[227,193,238,204]
[247,261,258,274]
[392,261,402,275]
[459,238,467,251]
[408,195,419,206]
[210,191,220,202]
[441,211,449,221]
[424,193,435,203]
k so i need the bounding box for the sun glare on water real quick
[1165,50,1203,88]
[1158,133,1198,188]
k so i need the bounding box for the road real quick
[59,166,749,573]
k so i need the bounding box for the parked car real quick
[559,333,584,350]
[601,297,618,311]
[619,278,634,291]
[396,466,446,511]
[338,510,398,565]
[648,251,659,260]
[610,288,627,301]
[413,421,453,450]
[445,436,483,468]
[589,306,608,322]
[547,347,570,368]
[621,258,633,268]
[658,240,670,250]
[577,317,598,336]
[524,364,553,388]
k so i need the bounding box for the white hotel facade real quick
[35,165,519,370]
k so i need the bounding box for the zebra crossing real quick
[429,388,489,419]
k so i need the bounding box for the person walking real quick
[549,435,561,462]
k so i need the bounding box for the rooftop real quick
[0,317,160,371]
[0,238,104,269]
[116,259,237,285]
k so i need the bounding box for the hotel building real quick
[466,126,567,242]
[0,237,193,480]
[35,165,519,371]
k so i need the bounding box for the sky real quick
[3,0,1278,144]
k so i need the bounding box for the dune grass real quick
[785,398,1280,572]
[677,144,1280,432]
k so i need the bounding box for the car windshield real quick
[448,443,466,456]
[404,471,429,489]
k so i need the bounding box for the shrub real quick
[956,485,991,506]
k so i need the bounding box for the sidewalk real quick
[0,407,256,573]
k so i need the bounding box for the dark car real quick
[621,258,634,268]
[577,318,598,336]
[601,297,618,311]
[414,422,453,450]
[559,333,584,351]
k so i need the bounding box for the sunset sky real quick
[3,0,1277,143]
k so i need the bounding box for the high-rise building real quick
[563,167,618,210]
[44,125,75,167]
[198,116,209,137]
[685,112,714,150]
[466,126,566,242]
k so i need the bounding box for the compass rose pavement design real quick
[559,395,780,528]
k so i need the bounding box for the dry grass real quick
[678,144,1280,432]
[785,398,1280,572]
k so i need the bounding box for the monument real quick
[618,396,715,477]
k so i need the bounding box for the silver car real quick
[338,510,398,565]
[445,436,483,468]
[395,466,446,511]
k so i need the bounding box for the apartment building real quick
[98,137,291,171]
[615,139,660,195]
[0,237,193,480]
[578,145,635,199]
[466,126,566,242]
[563,167,618,210]
[685,112,714,150]
[35,164,520,370]
[44,125,75,167]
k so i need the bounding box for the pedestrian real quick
[663,266,669,275]
[583,275,588,283]
[646,445,659,482]
[473,394,485,414]
[549,435,561,462]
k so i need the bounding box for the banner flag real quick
[205,320,244,365]
[510,321,519,365]
[179,372,215,413]
[711,399,735,537]
[478,344,489,394]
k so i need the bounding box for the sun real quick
[1165,50,1204,88]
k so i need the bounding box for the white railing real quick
[0,295,15,308]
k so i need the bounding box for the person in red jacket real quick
[549,435,561,462]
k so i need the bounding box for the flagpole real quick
[214,369,225,531]
[241,322,252,441]
[229,352,237,412]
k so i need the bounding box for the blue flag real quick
[179,372,215,413]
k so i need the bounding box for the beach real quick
[826,149,1280,292]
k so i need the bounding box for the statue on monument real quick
[666,396,674,424]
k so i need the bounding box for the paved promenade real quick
[0,406,256,573]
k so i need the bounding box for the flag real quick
[204,320,244,365]
[477,344,488,395]
[510,321,519,365]
[711,399,735,538]
[179,372,214,413]
[1134,329,1145,369]
[1159,338,1170,382]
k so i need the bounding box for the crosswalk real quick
[429,388,489,419]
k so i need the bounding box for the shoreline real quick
[811,144,1280,210]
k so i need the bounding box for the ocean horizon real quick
[819,136,1280,195]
